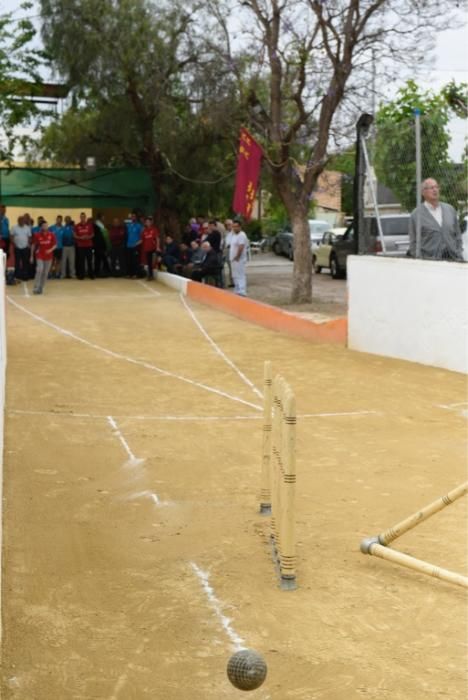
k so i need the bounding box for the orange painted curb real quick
[187,281,347,344]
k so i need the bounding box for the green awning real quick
[0,167,155,209]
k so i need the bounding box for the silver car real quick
[272,219,330,260]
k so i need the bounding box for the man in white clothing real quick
[223,218,234,287]
[229,220,249,296]
[11,215,31,280]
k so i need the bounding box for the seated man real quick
[183,239,205,278]
[173,242,192,276]
[161,234,180,273]
[191,241,220,283]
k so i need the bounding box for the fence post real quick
[414,108,422,258]
[354,113,374,254]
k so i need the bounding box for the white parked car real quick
[313,230,345,273]
[461,215,468,262]
[309,219,333,252]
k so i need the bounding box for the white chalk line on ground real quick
[106,415,145,467]
[137,279,162,296]
[190,562,245,652]
[179,293,263,400]
[7,296,262,412]
[125,490,168,507]
[13,292,159,300]
[437,402,468,408]
[300,410,380,418]
[436,402,468,419]
[107,419,169,506]
[9,407,380,421]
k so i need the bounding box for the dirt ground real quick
[1,277,467,700]
[246,252,347,318]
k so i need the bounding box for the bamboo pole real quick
[270,377,281,552]
[365,542,468,589]
[279,388,297,587]
[378,482,468,546]
[259,361,272,514]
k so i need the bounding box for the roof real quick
[0,167,155,209]
[0,80,69,100]
[376,182,400,205]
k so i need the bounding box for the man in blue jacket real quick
[125,213,143,278]
[0,204,10,257]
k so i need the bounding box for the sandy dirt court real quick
[1,277,467,700]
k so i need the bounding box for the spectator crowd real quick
[0,206,250,296]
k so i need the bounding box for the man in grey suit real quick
[409,178,463,261]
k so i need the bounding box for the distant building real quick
[364,166,407,215]
[291,165,343,225]
[311,171,343,224]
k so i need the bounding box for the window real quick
[367,217,410,237]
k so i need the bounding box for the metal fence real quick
[356,111,467,259]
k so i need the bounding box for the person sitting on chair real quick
[191,241,219,283]
[183,239,204,278]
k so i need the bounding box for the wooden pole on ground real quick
[364,541,468,589]
[378,482,468,546]
[259,361,272,514]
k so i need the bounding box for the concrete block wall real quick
[348,256,468,374]
[0,252,6,642]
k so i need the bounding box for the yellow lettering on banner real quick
[240,145,251,160]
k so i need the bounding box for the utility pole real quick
[354,113,374,254]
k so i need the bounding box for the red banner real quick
[232,128,263,220]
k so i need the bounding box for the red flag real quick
[232,128,263,220]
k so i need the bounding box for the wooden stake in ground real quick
[279,388,296,585]
[259,361,272,514]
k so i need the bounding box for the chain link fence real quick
[359,112,467,259]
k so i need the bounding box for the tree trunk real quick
[148,151,180,238]
[290,209,312,303]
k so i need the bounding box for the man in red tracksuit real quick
[74,212,94,279]
[141,216,160,280]
[30,221,57,295]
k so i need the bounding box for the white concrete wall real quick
[156,271,187,294]
[348,256,468,374]
[0,252,6,642]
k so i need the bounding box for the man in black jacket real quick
[207,220,222,252]
[191,241,220,282]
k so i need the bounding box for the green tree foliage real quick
[374,80,466,211]
[0,2,46,160]
[210,0,461,302]
[38,0,242,228]
[442,80,468,119]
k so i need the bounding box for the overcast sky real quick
[1,0,467,158]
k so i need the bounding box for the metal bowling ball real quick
[226,649,267,691]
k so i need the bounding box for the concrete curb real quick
[157,271,347,344]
